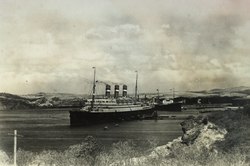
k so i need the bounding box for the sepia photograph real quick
[0,0,249,165]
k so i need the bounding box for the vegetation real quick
[210,105,250,155]
[6,138,248,166]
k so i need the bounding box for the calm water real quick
[0,109,185,154]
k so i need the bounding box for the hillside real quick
[0,93,36,110]
[1,86,250,110]
[0,92,85,110]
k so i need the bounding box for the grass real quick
[1,142,248,166]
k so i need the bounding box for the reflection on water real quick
[0,110,183,154]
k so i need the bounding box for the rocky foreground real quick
[110,116,227,166]
[109,108,250,166]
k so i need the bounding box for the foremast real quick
[135,70,138,104]
[91,67,96,111]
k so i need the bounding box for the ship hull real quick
[69,108,155,126]
[154,102,182,112]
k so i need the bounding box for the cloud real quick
[1,0,250,94]
[86,24,142,40]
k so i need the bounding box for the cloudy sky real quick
[1,0,250,94]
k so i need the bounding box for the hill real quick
[0,92,85,110]
[1,86,250,110]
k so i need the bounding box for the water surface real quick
[0,109,186,154]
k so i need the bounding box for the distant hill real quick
[0,93,36,110]
[182,86,250,97]
[207,86,250,97]
[0,92,86,111]
[22,92,87,100]
[1,86,250,110]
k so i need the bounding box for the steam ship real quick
[69,68,155,126]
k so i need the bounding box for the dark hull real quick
[69,108,155,126]
[154,102,182,112]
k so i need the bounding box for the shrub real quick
[17,149,35,166]
[0,150,10,165]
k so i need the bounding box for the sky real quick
[0,0,250,94]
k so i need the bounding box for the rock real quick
[111,116,227,166]
[180,116,209,145]
[194,122,227,149]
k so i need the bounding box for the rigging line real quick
[96,80,125,86]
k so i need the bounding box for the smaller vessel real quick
[153,98,182,111]
[152,89,182,111]
[69,68,154,126]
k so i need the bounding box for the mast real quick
[170,88,175,100]
[157,88,159,103]
[173,87,175,99]
[91,67,96,110]
[135,70,138,101]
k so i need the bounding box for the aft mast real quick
[135,70,138,103]
[91,67,96,110]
